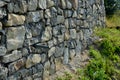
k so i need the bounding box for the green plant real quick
[104,0,118,15]
[100,40,115,57]
[89,47,102,59]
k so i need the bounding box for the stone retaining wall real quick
[0,0,105,80]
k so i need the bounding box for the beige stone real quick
[5,14,25,26]
[0,22,2,30]
[26,54,41,68]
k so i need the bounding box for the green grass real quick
[106,10,120,27]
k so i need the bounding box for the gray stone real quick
[0,65,8,80]
[48,47,56,57]
[32,72,42,79]
[60,0,66,9]
[49,62,56,75]
[6,26,26,51]
[70,49,76,60]
[47,0,54,8]
[2,50,22,63]
[48,40,54,48]
[4,14,25,26]
[75,40,82,55]
[41,53,46,63]
[54,46,64,58]
[70,29,77,39]
[66,0,72,9]
[36,63,43,74]
[38,0,47,9]
[26,54,41,68]
[26,11,43,23]
[7,0,27,13]
[63,48,69,64]
[26,22,44,37]
[65,19,69,28]
[68,40,76,49]
[44,61,50,71]
[72,11,77,17]
[57,16,65,24]
[23,76,32,80]
[58,34,64,43]
[43,61,50,79]
[8,75,18,80]
[41,26,52,42]
[45,9,51,18]
[22,48,29,57]
[0,1,7,7]
[64,10,73,18]
[19,69,31,78]
[0,8,6,19]
[28,0,38,11]
[0,46,6,56]
[53,37,57,45]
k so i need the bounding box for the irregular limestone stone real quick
[28,0,38,11]
[0,65,8,80]
[41,26,52,42]
[3,0,10,2]
[22,48,29,57]
[60,0,66,9]
[2,50,22,63]
[0,8,6,19]
[7,0,27,13]
[49,62,56,75]
[72,11,77,17]
[5,14,25,26]
[43,61,50,79]
[8,58,26,75]
[48,40,54,48]
[32,72,42,79]
[64,10,73,18]
[63,48,69,64]
[54,47,64,58]
[41,53,46,63]
[26,54,41,68]
[48,47,56,57]
[26,11,43,23]
[75,40,82,55]
[23,76,32,80]
[47,0,54,8]
[0,22,2,30]
[0,46,7,56]
[57,16,65,24]
[38,0,46,9]
[71,0,78,10]
[70,29,77,39]
[64,30,70,40]
[6,26,26,51]
[66,0,72,9]
[0,1,7,7]
[45,9,51,18]
[58,34,64,43]
[70,49,76,60]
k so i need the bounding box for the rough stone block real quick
[6,26,26,51]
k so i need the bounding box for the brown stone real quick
[71,0,78,10]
